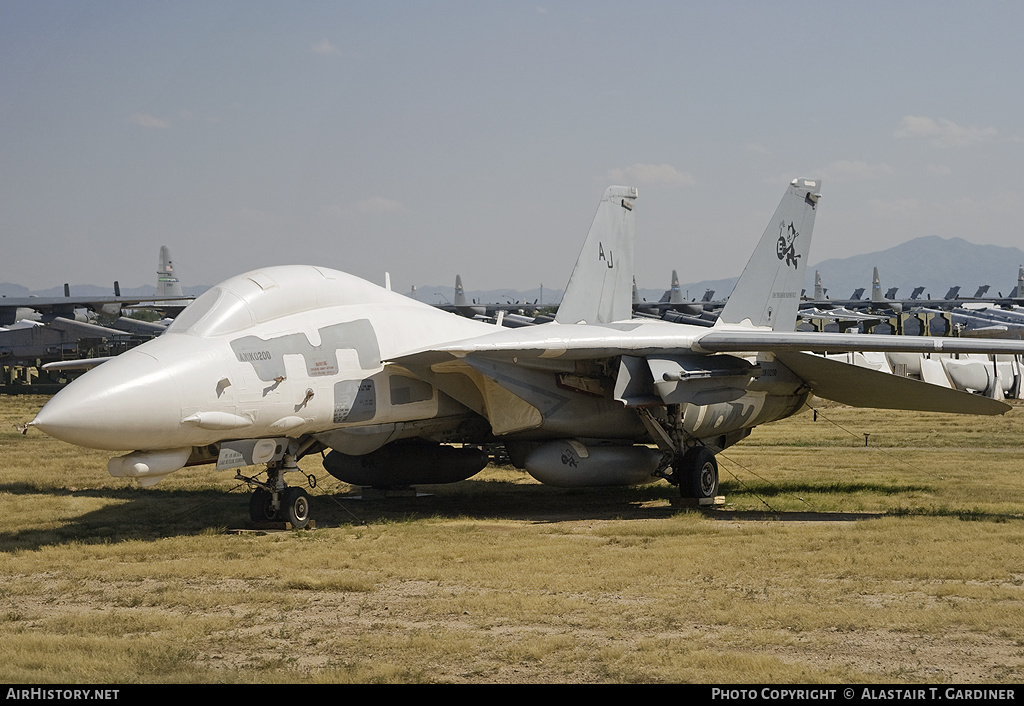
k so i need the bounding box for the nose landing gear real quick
[240,451,315,529]
[248,486,311,528]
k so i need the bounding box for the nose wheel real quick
[247,486,312,529]
[243,452,314,529]
[249,488,279,523]
[280,487,310,528]
[247,487,311,524]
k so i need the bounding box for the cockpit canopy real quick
[167,287,253,336]
[167,266,396,337]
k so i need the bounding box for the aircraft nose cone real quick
[32,350,184,450]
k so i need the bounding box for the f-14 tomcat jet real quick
[31,179,1024,529]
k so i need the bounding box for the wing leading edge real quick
[392,322,1024,422]
[396,322,1024,363]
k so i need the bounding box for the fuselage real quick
[32,265,811,471]
[31,266,495,451]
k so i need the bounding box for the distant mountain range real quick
[647,236,1024,305]
[0,282,209,299]
[801,236,1024,301]
[3,236,1022,307]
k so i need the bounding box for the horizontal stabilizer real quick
[775,350,1011,415]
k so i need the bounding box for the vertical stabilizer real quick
[669,270,683,305]
[157,246,183,298]
[871,267,883,303]
[454,275,467,306]
[555,186,638,324]
[813,270,825,300]
[716,178,821,329]
[1015,266,1024,298]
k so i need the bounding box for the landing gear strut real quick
[241,450,314,529]
[640,408,720,500]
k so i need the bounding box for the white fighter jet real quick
[31,180,1024,529]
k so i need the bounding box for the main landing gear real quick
[240,452,314,529]
[676,446,719,500]
[639,408,720,501]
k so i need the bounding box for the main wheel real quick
[281,487,311,529]
[249,488,279,523]
[679,447,719,499]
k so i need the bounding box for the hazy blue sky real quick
[3,1,1022,293]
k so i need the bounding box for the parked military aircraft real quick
[803,269,871,303]
[0,247,192,326]
[917,305,1024,340]
[30,180,1024,529]
[806,265,1024,316]
[435,275,487,318]
[634,270,724,319]
[436,274,546,321]
[157,245,184,299]
[798,267,920,315]
[799,275,866,307]
[0,317,139,364]
[0,283,119,326]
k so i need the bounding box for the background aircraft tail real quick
[813,270,825,300]
[555,186,638,325]
[871,267,884,303]
[716,178,821,330]
[669,270,683,305]
[157,246,183,298]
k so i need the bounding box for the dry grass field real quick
[1,394,1023,683]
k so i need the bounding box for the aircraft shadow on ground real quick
[0,481,258,551]
[0,478,695,551]
[0,475,1014,551]
[734,480,934,497]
